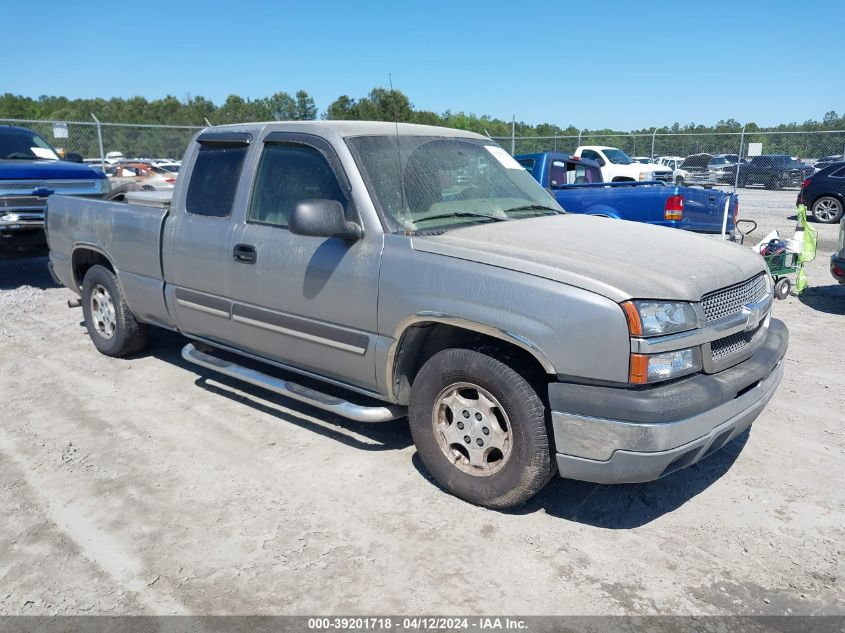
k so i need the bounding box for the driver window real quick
[248,143,346,228]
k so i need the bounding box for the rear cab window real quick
[186,136,250,217]
[549,160,602,187]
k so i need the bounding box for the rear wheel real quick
[408,348,554,509]
[765,176,783,190]
[811,196,844,223]
[81,265,148,356]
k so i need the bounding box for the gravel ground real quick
[0,189,842,617]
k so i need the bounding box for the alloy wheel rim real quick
[815,199,841,222]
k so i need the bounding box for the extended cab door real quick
[224,132,382,391]
[162,131,253,346]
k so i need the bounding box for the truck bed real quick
[46,194,173,326]
[553,182,734,234]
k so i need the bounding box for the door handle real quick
[233,243,257,264]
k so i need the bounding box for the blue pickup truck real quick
[1,125,110,251]
[516,152,738,235]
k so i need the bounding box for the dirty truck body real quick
[46,121,788,508]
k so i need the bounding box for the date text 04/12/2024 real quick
[306,617,528,630]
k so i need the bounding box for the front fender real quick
[376,235,631,397]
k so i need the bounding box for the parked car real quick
[831,218,845,283]
[574,146,673,183]
[630,156,653,164]
[47,121,787,509]
[729,155,814,190]
[796,161,845,223]
[516,152,738,235]
[675,153,734,187]
[0,125,110,250]
[107,161,177,190]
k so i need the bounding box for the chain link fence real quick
[3,116,844,188]
[0,118,202,163]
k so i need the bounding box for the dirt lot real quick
[0,188,842,616]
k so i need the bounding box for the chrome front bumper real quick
[550,318,788,484]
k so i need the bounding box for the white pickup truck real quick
[575,146,673,184]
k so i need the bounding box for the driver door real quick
[225,133,382,391]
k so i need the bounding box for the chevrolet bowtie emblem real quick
[741,304,763,332]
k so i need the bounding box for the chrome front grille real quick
[711,322,763,361]
[0,179,99,194]
[701,274,768,322]
[653,171,673,182]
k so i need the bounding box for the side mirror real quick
[596,157,606,167]
[289,199,362,241]
[65,152,83,163]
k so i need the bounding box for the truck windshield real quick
[0,128,60,160]
[347,136,562,232]
[603,148,633,165]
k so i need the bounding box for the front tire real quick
[675,176,684,186]
[408,348,554,509]
[81,265,148,357]
[811,196,844,223]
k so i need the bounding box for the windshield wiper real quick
[413,211,509,226]
[502,204,560,216]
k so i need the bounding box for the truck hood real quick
[411,214,765,303]
[0,160,106,180]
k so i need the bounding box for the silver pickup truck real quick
[46,121,788,508]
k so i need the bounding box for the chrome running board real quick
[182,343,405,423]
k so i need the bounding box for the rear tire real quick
[81,265,148,356]
[408,348,554,509]
[811,196,844,223]
[765,176,783,191]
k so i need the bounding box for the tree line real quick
[2,89,842,159]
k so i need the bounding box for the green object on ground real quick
[794,205,818,293]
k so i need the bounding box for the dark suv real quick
[797,161,845,223]
[733,155,814,190]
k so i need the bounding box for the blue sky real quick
[5,0,842,130]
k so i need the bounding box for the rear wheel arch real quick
[388,321,554,405]
[71,246,116,292]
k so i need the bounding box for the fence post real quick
[511,116,515,156]
[577,130,582,147]
[91,113,105,166]
[203,117,213,128]
[733,124,746,193]
[650,128,657,159]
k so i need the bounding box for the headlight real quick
[630,348,702,384]
[639,171,648,181]
[622,300,699,337]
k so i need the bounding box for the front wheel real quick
[675,176,684,186]
[81,265,148,356]
[408,348,554,509]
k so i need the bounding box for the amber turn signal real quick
[629,353,649,384]
[621,301,643,336]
